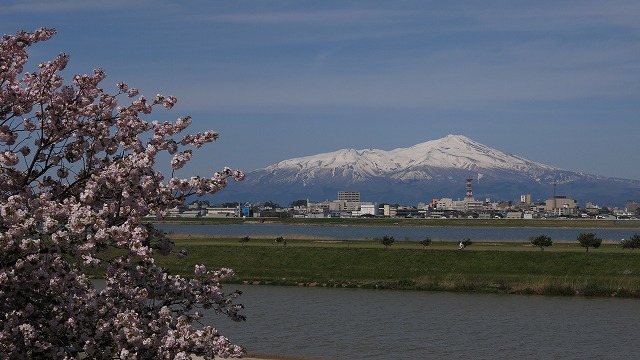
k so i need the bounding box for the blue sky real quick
[3,0,640,180]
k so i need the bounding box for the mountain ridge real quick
[214,135,640,207]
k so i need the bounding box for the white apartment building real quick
[351,203,377,216]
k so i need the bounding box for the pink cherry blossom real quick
[1,27,245,359]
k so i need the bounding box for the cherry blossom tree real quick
[0,28,246,359]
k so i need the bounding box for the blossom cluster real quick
[1,28,245,359]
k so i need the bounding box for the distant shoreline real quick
[151,217,640,229]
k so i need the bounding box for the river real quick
[156,223,640,359]
[210,284,639,360]
[155,223,639,242]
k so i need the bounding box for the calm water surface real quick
[157,223,640,359]
[156,223,639,242]
[211,285,640,360]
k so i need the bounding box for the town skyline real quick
[173,189,640,220]
[2,1,640,180]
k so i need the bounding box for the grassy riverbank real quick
[153,237,640,298]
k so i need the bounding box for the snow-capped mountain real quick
[214,135,640,206]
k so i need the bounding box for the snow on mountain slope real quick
[257,134,560,184]
[391,135,558,172]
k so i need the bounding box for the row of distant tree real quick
[529,233,640,252]
[373,233,640,252]
[238,233,640,251]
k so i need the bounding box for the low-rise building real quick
[506,211,522,219]
[204,207,237,218]
[545,196,578,216]
[436,198,454,210]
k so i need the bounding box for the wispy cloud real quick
[467,1,640,31]
[0,0,156,13]
[201,9,402,24]
[195,1,640,33]
[163,1,639,112]
[169,36,639,113]
[5,1,640,111]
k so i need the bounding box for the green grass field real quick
[151,236,640,298]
